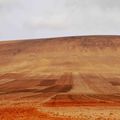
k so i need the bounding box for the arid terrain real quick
[0,36,120,119]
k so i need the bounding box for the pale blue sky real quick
[0,0,120,40]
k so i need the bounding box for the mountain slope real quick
[0,36,120,75]
[0,36,120,107]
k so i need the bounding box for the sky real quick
[0,0,120,40]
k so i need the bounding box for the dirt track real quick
[0,73,120,107]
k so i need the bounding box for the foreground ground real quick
[0,105,120,120]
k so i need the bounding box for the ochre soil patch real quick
[0,106,119,120]
[0,106,75,120]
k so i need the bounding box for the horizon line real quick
[1,34,120,42]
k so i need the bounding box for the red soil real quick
[0,106,74,120]
[44,94,120,107]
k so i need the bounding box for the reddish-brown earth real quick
[1,36,120,119]
[0,106,76,120]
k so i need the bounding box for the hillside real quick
[0,36,120,119]
[1,36,120,75]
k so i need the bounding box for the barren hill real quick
[0,35,120,107]
[1,35,120,74]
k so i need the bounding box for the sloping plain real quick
[1,36,120,119]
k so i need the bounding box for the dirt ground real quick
[0,105,120,120]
